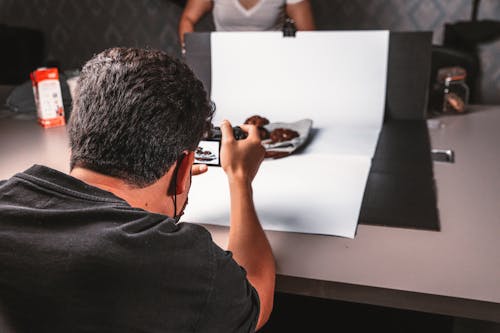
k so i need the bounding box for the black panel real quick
[184,32,212,94]
[371,121,433,175]
[359,120,439,230]
[385,32,432,120]
[359,32,439,230]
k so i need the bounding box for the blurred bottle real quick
[437,66,470,114]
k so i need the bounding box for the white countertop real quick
[1,105,499,321]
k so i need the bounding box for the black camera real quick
[208,126,248,141]
[194,126,248,166]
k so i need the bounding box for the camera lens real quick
[233,126,247,140]
[210,127,222,140]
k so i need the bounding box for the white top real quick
[212,0,304,31]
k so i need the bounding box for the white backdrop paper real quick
[183,31,389,238]
[186,155,372,238]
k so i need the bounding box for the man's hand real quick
[220,119,275,330]
[191,164,208,176]
[220,120,265,184]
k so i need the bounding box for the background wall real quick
[312,0,500,104]
[0,0,190,68]
[0,0,499,103]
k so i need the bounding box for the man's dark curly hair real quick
[68,47,214,188]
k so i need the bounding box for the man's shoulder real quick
[175,221,212,238]
[160,221,217,254]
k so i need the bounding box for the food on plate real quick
[244,115,270,140]
[258,127,270,140]
[269,128,299,143]
[264,151,290,159]
[239,116,311,159]
[244,115,269,127]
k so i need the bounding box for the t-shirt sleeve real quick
[196,244,260,333]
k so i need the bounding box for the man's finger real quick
[191,164,208,176]
[220,120,234,142]
[239,124,260,140]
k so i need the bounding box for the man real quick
[0,47,275,332]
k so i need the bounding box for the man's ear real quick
[174,151,194,195]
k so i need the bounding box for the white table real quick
[1,106,499,322]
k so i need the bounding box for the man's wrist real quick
[227,176,253,192]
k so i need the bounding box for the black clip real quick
[283,18,296,37]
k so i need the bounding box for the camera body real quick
[194,126,247,166]
[208,125,248,141]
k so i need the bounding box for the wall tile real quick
[0,0,498,103]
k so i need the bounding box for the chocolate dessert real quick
[244,115,269,127]
[269,128,299,143]
[258,127,270,140]
[245,115,270,140]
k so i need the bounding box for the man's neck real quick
[70,167,174,215]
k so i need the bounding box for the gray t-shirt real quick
[212,0,304,31]
[0,165,259,333]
